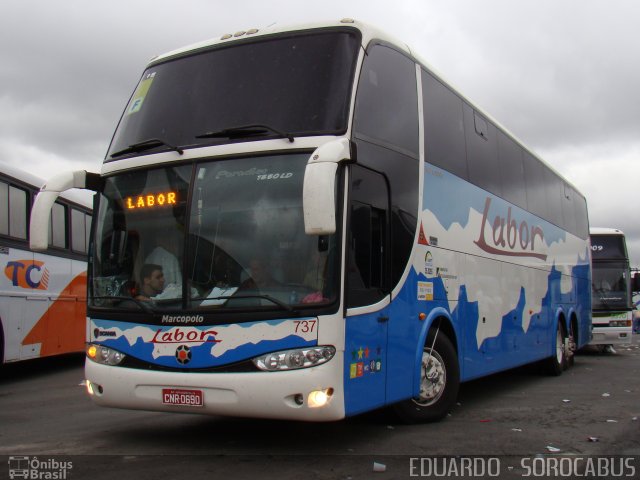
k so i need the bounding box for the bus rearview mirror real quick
[303,139,351,235]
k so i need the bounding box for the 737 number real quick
[294,320,317,334]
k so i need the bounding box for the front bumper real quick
[589,326,633,346]
[84,352,345,421]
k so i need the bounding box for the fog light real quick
[308,388,333,408]
[86,381,103,396]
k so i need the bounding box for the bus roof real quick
[143,19,584,201]
[0,160,92,210]
[150,19,409,65]
[590,227,625,236]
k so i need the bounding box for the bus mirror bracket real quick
[30,170,101,251]
[303,139,352,235]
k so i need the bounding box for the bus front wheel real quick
[393,331,459,423]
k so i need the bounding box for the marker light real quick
[87,345,98,359]
[86,343,126,366]
[308,388,334,408]
[253,346,336,371]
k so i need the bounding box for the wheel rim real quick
[413,348,446,406]
[555,328,564,364]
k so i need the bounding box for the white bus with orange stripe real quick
[0,162,92,363]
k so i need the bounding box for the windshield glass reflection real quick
[90,154,338,313]
[188,154,337,310]
[90,165,191,310]
[592,263,630,310]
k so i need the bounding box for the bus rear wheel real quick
[393,331,459,423]
[546,322,567,376]
[566,321,576,368]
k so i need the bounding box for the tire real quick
[546,322,566,376]
[0,320,4,365]
[566,321,576,368]
[393,331,460,423]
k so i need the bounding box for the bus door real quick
[344,165,391,415]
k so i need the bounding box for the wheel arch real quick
[553,307,568,342]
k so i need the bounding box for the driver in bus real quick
[240,259,280,290]
[136,264,166,301]
[144,236,181,285]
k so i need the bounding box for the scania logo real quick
[94,328,117,338]
[175,345,192,365]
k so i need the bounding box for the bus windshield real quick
[591,262,630,310]
[107,30,360,159]
[90,153,338,313]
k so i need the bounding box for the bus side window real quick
[353,43,419,290]
[71,208,87,253]
[0,181,8,235]
[7,185,28,240]
[347,165,389,308]
[49,202,67,249]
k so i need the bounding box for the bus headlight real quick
[610,320,632,327]
[86,343,126,366]
[253,346,336,371]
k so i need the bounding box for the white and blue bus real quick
[30,20,591,422]
[1,162,92,364]
[589,228,634,347]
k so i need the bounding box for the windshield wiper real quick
[89,296,154,313]
[205,294,296,312]
[110,138,185,158]
[195,124,294,143]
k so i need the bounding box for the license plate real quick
[162,388,204,407]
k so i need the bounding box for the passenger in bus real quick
[136,264,166,301]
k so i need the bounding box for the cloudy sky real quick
[1,0,639,264]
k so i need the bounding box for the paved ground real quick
[1,340,638,479]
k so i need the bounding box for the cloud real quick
[542,141,640,265]
[1,0,639,265]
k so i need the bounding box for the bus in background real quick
[30,20,591,422]
[0,162,92,364]
[589,228,634,349]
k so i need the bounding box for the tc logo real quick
[4,260,50,290]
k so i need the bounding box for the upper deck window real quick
[591,235,627,260]
[107,29,360,160]
[354,43,419,157]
